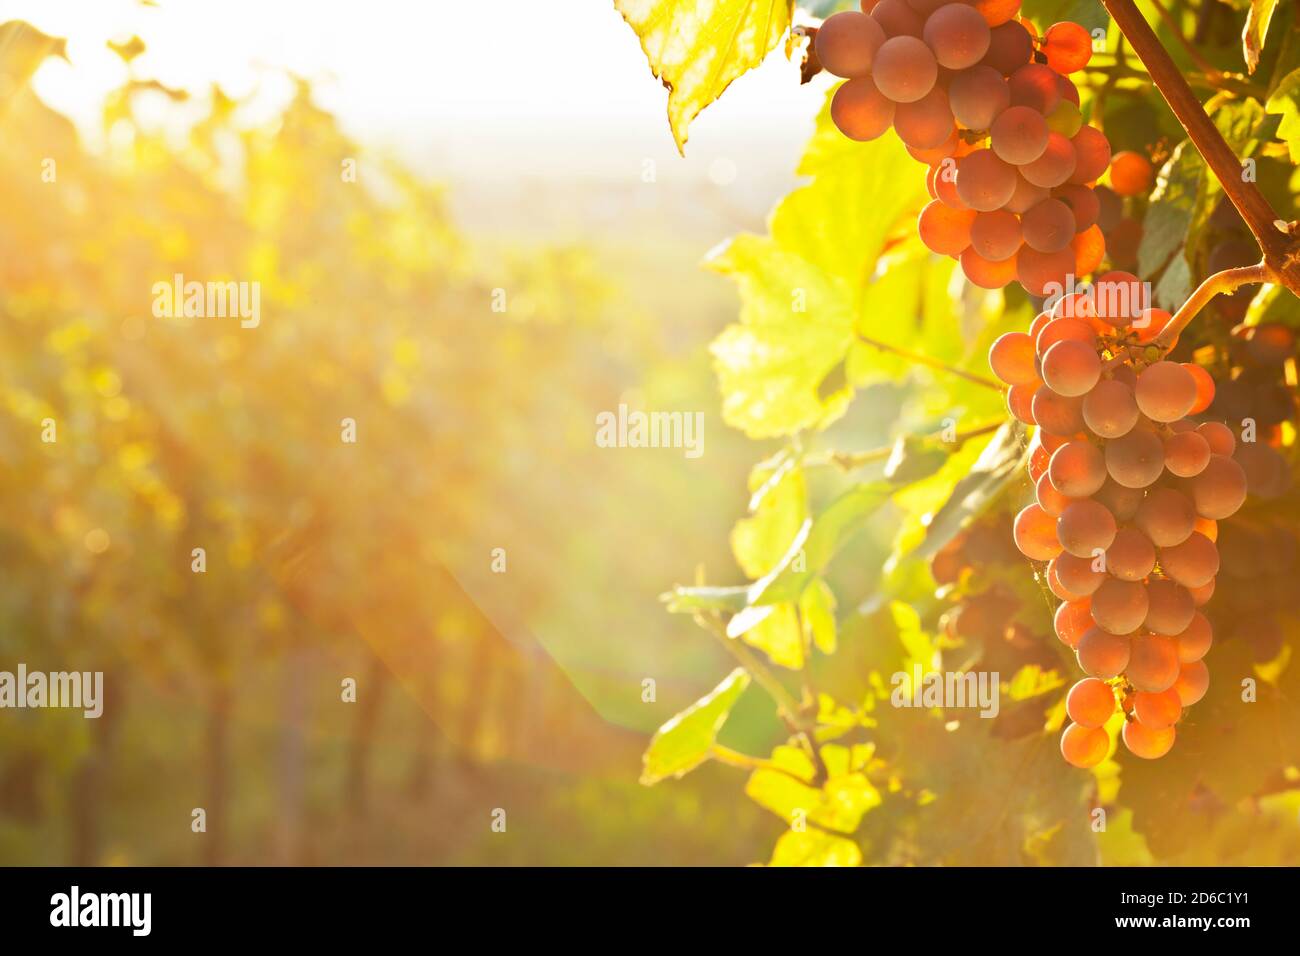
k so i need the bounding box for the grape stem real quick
[1154,261,1273,350]
[805,419,1005,472]
[856,333,1003,390]
[1102,0,1300,300]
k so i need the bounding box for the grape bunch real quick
[819,1,1113,295]
[987,275,1250,768]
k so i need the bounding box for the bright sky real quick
[12,0,829,181]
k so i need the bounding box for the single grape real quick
[894,86,956,148]
[1135,361,1197,422]
[1021,132,1077,188]
[1042,21,1092,73]
[922,3,991,69]
[1105,426,1165,488]
[1008,63,1061,113]
[1013,502,1063,560]
[1195,422,1235,457]
[1044,99,1082,137]
[1176,611,1212,662]
[1159,532,1219,588]
[1055,550,1105,596]
[1041,339,1100,396]
[831,77,896,141]
[948,65,1010,129]
[1067,677,1116,727]
[1036,316,1095,355]
[918,199,976,256]
[1050,441,1107,499]
[1057,497,1116,557]
[1109,150,1153,196]
[873,35,939,102]
[1164,430,1211,477]
[1053,183,1098,231]
[1245,322,1296,366]
[987,330,1037,384]
[970,209,1023,261]
[1188,578,1215,606]
[1055,597,1094,647]
[967,0,1021,27]
[955,148,1018,211]
[1071,224,1106,276]
[1076,627,1131,679]
[1082,378,1138,438]
[1127,634,1181,693]
[1122,718,1175,759]
[1003,174,1049,214]
[1016,245,1075,296]
[909,130,961,165]
[1036,470,1075,517]
[981,19,1032,74]
[1061,722,1109,768]
[1031,385,1086,435]
[1093,477,1143,522]
[1106,527,1155,582]
[990,105,1049,165]
[960,247,1018,288]
[1021,197,1076,252]
[1133,486,1195,547]
[1093,270,1149,327]
[1068,125,1111,184]
[1144,578,1195,635]
[1090,578,1148,635]
[870,0,925,37]
[816,11,887,77]
[1188,454,1248,519]
[1172,660,1209,706]
[1184,364,1216,414]
[1006,381,1039,423]
[1132,688,1182,730]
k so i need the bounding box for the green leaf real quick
[1266,67,1300,162]
[768,826,863,867]
[799,577,838,655]
[706,87,930,438]
[750,481,894,604]
[745,765,881,833]
[1138,140,1203,293]
[1019,0,1108,34]
[734,602,805,669]
[906,421,1027,563]
[614,0,793,154]
[1244,0,1279,74]
[731,462,808,578]
[640,667,752,785]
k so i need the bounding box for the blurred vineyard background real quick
[0,3,826,865]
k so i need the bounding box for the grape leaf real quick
[905,421,1027,563]
[731,461,808,579]
[1244,0,1279,74]
[614,0,794,154]
[706,89,930,438]
[1266,67,1300,162]
[1019,0,1108,34]
[768,826,863,866]
[640,667,752,784]
[800,577,838,655]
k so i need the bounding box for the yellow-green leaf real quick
[768,827,863,867]
[614,0,793,154]
[640,667,751,784]
[800,577,837,655]
[705,88,930,438]
[1243,0,1278,75]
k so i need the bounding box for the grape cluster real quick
[820,1,1112,295]
[988,276,1250,767]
